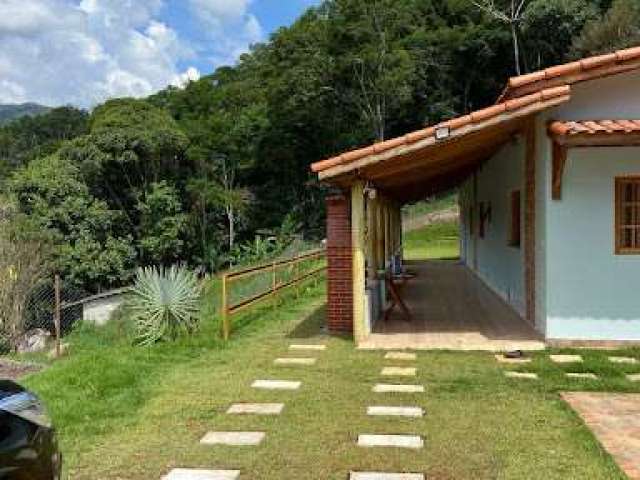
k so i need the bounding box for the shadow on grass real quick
[286,304,327,339]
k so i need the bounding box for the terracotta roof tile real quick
[549,120,640,136]
[509,71,546,88]
[406,127,434,143]
[311,85,571,174]
[615,46,640,61]
[580,53,617,70]
[545,61,582,79]
[470,104,506,123]
[502,45,640,101]
[444,115,472,130]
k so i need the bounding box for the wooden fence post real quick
[272,261,277,307]
[53,274,61,358]
[221,274,230,341]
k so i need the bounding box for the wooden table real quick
[383,272,416,322]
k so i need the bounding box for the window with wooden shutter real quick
[615,177,640,254]
[509,190,521,247]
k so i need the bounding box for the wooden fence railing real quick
[220,249,326,340]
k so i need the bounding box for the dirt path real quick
[0,358,41,380]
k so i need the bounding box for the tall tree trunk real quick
[226,205,235,250]
[511,22,521,75]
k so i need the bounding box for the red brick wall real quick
[326,194,353,333]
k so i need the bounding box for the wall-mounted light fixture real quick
[363,182,377,200]
[435,124,450,141]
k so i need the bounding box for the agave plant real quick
[129,265,202,346]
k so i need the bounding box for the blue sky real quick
[163,0,320,75]
[0,0,321,107]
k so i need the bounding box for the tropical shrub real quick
[129,265,202,346]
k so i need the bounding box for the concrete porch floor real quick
[358,260,545,351]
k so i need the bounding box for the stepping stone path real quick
[274,357,317,366]
[627,373,640,381]
[373,384,424,393]
[251,379,301,390]
[162,469,240,480]
[173,342,324,477]
[289,344,326,351]
[350,473,425,480]
[550,354,583,363]
[381,367,416,377]
[494,354,531,364]
[227,403,284,415]
[609,356,638,364]
[200,431,265,446]
[566,372,598,380]
[367,406,423,417]
[358,434,424,449]
[385,352,417,361]
[504,371,538,379]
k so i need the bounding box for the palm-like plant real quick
[129,265,202,346]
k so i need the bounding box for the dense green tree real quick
[10,154,135,291]
[571,0,640,57]
[137,181,188,266]
[60,98,189,219]
[522,0,598,70]
[0,106,88,181]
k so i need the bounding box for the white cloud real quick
[0,0,199,107]
[188,0,263,66]
[172,67,201,88]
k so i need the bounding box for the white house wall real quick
[459,137,526,316]
[534,115,548,334]
[554,69,640,120]
[544,146,640,340]
[542,70,640,340]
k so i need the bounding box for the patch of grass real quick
[30,323,639,479]
[20,276,326,478]
[403,220,460,260]
[13,223,636,479]
[403,193,457,218]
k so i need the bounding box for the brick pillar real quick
[326,194,353,333]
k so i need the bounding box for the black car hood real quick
[0,380,25,401]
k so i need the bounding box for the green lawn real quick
[403,221,460,260]
[14,273,640,479]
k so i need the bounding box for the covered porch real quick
[313,86,571,349]
[358,260,544,351]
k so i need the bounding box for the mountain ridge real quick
[0,103,51,126]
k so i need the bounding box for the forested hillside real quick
[0,103,50,126]
[1,0,638,293]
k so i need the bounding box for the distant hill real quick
[0,103,51,126]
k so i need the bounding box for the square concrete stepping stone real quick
[495,354,532,364]
[274,357,317,366]
[609,356,639,364]
[566,372,598,380]
[350,473,424,480]
[504,371,538,379]
[385,352,417,361]
[289,344,326,351]
[200,431,265,446]
[227,403,284,415]
[162,469,240,480]
[381,367,416,377]
[358,434,423,449]
[251,380,301,390]
[550,354,583,363]
[627,373,640,381]
[372,384,424,393]
[367,406,423,417]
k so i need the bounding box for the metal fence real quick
[220,249,326,340]
[17,275,88,355]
